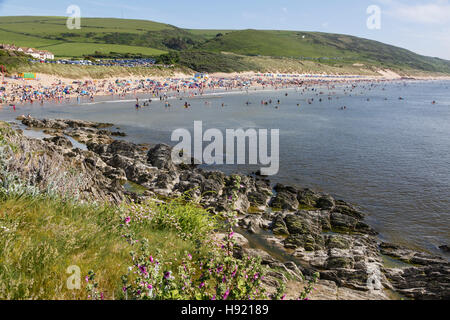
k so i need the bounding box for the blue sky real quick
[1,0,449,59]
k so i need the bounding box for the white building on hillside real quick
[0,44,54,60]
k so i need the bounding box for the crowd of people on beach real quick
[0,74,401,109]
[1,73,439,114]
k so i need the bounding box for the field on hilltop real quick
[0,16,170,57]
[1,16,450,75]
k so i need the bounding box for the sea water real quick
[1,80,449,256]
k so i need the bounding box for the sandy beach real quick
[3,68,450,108]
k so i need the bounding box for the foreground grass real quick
[0,195,211,300]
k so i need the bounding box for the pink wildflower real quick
[223,289,230,300]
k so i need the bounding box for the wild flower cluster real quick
[117,230,270,300]
[84,170,319,300]
[85,270,104,300]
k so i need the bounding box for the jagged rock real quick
[285,233,325,251]
[440,245,450,253]
[22,117,112,130]
[293,250,329,268]
[384,263,450,300]
[111,131,127,137]
[239,215,271,234]
[316,195,335,210]
[330,212,377,235]
[243,248,277,265]
[147,144,176,171]
[285,214,319,235]
[332,202,365,219]
[326,235,353,250]
[380,243,448,265]
[272,215,290,236]
[107,140,145,160]
[43,136,73,149]
[103,166,127,183]
[153,172,178,195]
[107,154,157,185]
[297,188,321,207]
[201,178,224,196]
[380,242,450,299]
[326,256,355,269]
[248,191,271,209]
[270,184,299,211]
[2,124,124,203]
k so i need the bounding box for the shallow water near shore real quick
[1,80,449,257]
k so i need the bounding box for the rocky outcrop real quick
[2,123,125,203]
[16,117,449,301]
[20,117,113,130]
[380,243,450,300]
[43,136,73,148]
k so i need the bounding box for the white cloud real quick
[380,0,450,24]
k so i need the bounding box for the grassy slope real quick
[186,29,235,39]
[25,63,193,79]
[197,30,450,73]
[1,16,450,75]
[0,193,214,299]
[0,49,29,71]
[0,16,169,57]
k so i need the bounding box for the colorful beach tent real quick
[18,73,37,80]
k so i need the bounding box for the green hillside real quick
[196,29,450,73]
[1,16,450,74]
[0,16,170,57]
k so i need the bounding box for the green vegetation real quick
[0,169,309,300]
[39,43,166,57]
[196,29,450,73]
[0,123,281,300]
[1,16,450,75]
[178,51,259,73]
[186,29,235,40]
[0,193,215,299]
[1,61,191,79]
[0,16,169,57]
[0,49,30,73]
